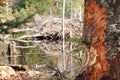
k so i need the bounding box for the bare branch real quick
[17,34,41,39]
[16,45,36,48]
[12,39,33,43]
[12,28,35,32]
[12,39,42,43]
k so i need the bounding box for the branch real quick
[12,28,35,32]
[16,45,36,48]
[12,39,42,43]
[12,39,33,43]
[17,34,41,39]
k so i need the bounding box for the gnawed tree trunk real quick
[82,0,108,79]
[75,0,120,80]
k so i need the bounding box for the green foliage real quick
[0,2,6,6]
[10,0,26,12]
[0,0,37,34]
[0,0,54,33]
[67,37,83,65]
[67,38,83,53]
[51,0,71,17]
[11,0,53,15]
[72,0,84,10]
[65,1,71,17]
[67,38,82,45]
[0,12,36,33]
[26,0,52,15]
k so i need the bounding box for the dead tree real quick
[7,41,19,64]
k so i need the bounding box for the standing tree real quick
[75,0,120,80]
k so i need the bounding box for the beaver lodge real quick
[0,14,83,79]
[32,15,83,56]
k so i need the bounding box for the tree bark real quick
[75,0,120,80]
[95,0,120,79]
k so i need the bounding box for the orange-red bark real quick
[83,0,108,79]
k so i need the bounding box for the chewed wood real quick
[82,0,108,79]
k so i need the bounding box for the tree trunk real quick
[75,0,120,80]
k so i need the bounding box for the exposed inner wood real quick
[79,0,108,79]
